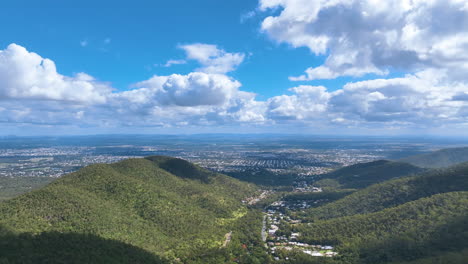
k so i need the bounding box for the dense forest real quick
[223,168,297,187]
[313,160,424,189]
[0,226,169,264]
[301,162,468,221]
[0,176,53,201]
[296,192,468,261]
[0,156,266,263]
[279,162,468,264]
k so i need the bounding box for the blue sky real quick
[0,0,374,97]
[1,0,310,97]
[0,0,467,135]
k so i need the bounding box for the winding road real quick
[261,214,267,242]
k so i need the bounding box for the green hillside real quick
[302,162,468,220]
[314,160,424,189]
[400,147,468,168]
[223,168,297,186]
[0,226,169,264]
[296,192,468,264]
[388,249,468,264]
[276,162,468,263]
[0,156,265,263]
[0,176,53,201]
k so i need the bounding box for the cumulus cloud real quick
[218,91,267,123]
[0,44,256,128]
[130,72,241,107]
[267,86,330,120]
[264,69,468,128]
[254,0,468,132]
[260,0,468,80]
[0,44,111,104]
[329,69,468,125]
[112,73,268,127]
[179,43,245,73]
[1,43,466,133]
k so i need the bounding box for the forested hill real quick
[400,146,468,168]
[314,160,424,189]
[0,156,266,263]
[296,192,468,264]
[289,162,468,263]
[303,161,468,221]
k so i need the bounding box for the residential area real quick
[263,204,338,260]
[260,186,339,261]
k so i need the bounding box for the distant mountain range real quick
[314,160,424,189]
[400,146,468,168]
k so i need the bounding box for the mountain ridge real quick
[400,146,468,168]
[0,156,266,263]
[314,159,424,189]
[303,161,468,221]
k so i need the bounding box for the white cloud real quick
[267,85,330,120]
[255,0,468,131]
[265,69,468,128]
[220,91,267,123]
[0,43,111,104]
[131,72,241,107]
[329,69,468,125]
[260,0,468,80]
[1,43,466,133]
[162,59,187,67]
[179,43,245,73]
[290,65,387,81]
[0,44,255,128]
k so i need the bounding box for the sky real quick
[0,0,468,136]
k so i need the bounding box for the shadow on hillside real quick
[359,214,468,264]
[146,156,212,183]
[222,168,297,186]
[0,226,169,264]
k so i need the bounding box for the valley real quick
[1,137,468,263]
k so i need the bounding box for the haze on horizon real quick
[1,0,467,136]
